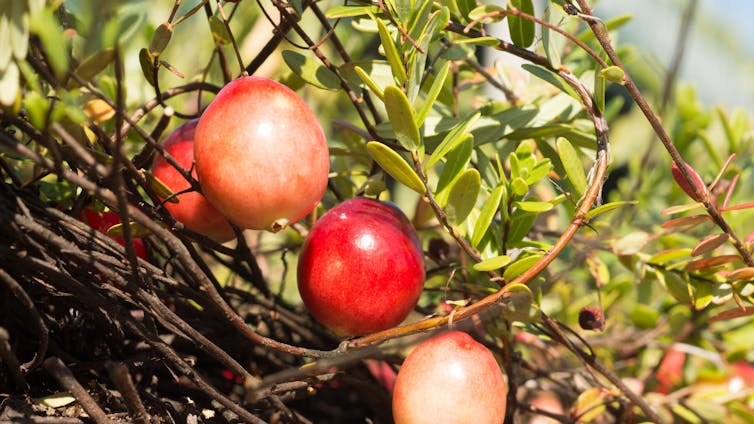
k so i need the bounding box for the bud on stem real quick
[671,161,707,202]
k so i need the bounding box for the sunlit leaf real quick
[725,267,754,281]
[384,85,421,150]
[435,135,473,205]
[354,65,384,99]
[572,388,608,422]
[473,255,511,271]
[471,185,505,247]
[282,50,340,91]
[445,169,480,225]
[374,15,407,84]
[0,61,19,107]
[71,48,115,86]
[366,141,426,194]
[143,171,179,204]
[107,222,153,239]
[584,201,638,220]
[503,254,543,281]
[325,5,380,18]
[35,392,77,408]
[521,64,578,99]
[515,201,553,213]
[599,65,625,84]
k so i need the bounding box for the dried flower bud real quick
[579,306,605,331]
[671,161,707,202]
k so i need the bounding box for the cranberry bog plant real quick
[1,1,753,423]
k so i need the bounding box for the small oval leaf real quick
[143,171,179,204]
[599,65,626,84]
[139,48,156,86]
[501,283,540,322]
[208,16,231,45]
[446,168,480,225]
[584,201,639,220]
[374,16,407,84]
[107,221,153,239]
[515,201,553,213]
[471,185,505,247]
[366,141,425,194]
[149,22,173,56]
[660,214,710,229]
[384,85,420,150]
[503,254,544,281]
[473,255,511,272]
[684,255,741,271]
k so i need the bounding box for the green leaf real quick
[556,137,587,196]
[384,85,421,150]
[425,112,480,170]
[510,177,528,196]
[354,65,384,99]
[630,304,659,329]
[282,50,340,91]
[515,201,553,213]
[584,201,638,220]
[452,36,501,46]
[521,64,579,99]
[577,14,633,43]
[149,22,173,55]
[71,48,115,85]
[435,135,473,205]
[23,90,49,129]
[446,168,480,225]
[366,141,425,194]
[473,254,511,272]
[573,388,608,422]
[508,0,535,48]
[468,5,505,23]
[594,64,605,113]
[139,48,156,86]
[503,254,543,281]
[374,15,407,84]
[415,61,450,126]
[471,185,505,247]
[542,5,565,68]
[325,5,380,19]
[599,65,625,84]
[208,15,231,45]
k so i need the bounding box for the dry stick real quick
[574,0,754,267]
[0,327,29,392]
[0,267,48,373]
[7,237,267,424]
[0,130,330,359]
[43,357,111,424]
[105,361,150,424]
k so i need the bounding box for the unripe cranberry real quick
[194,76,330,232]
[297,198,425,336]
[152,119,236,242]
[392,331,508,424]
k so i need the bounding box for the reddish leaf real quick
[721,202,754,212]
[684,255,741,271]
[660,214,710,229]
[724,267,754,281]
[709,306,754,323]
[690,233,729,257]
[661,203,704,216]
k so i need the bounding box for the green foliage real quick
[3,1,754,422]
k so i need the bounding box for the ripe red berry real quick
[297,198,425,336]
